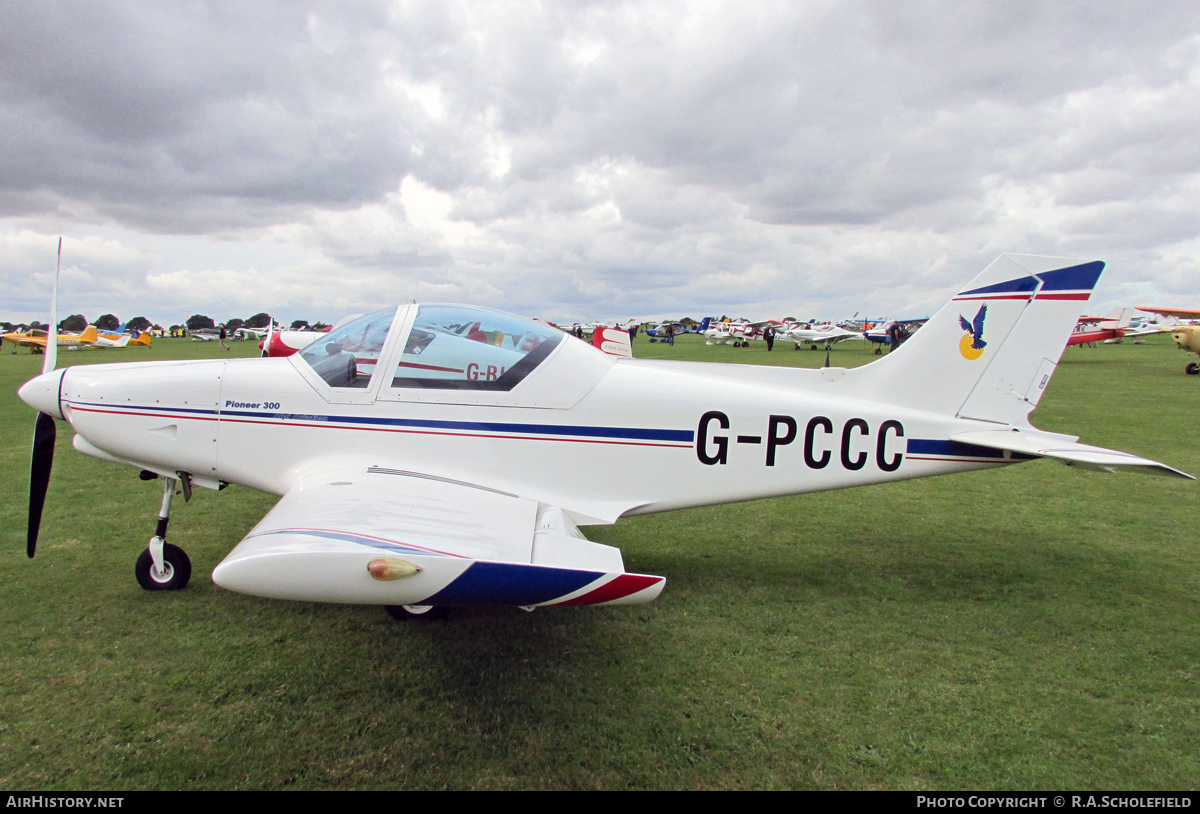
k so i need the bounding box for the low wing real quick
[785,326,860,343]
[951,431,1193,479]
[1122,326,1169,338]
[93,334,130,348]
[212,467,665,607]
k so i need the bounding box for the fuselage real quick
[48,321,1021,528]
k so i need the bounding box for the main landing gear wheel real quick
[385,604,448,621]
[1186,362,1199,375]
[135,544,192,591]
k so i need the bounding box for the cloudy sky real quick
[2,0,1199,327]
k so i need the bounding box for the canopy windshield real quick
[299,308,397,389]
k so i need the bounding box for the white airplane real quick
[19,254,1192,621]
[90,331,131,348]
[704,320,759,346]
[781,322,865,351]
[235,326,270,341]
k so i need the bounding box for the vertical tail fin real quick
[593,326,633,357]
[842,254,1103,425]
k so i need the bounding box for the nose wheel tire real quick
[1186,362,1199,375]
[135,544,192,591]
[385,604,448,621]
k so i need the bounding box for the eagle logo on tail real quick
[958,304,987,360]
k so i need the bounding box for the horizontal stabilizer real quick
[951,431,1194,479]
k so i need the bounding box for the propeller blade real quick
[28,411,56,558]
[43,237,60,375]
[27,239,63,558]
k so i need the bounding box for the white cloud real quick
[1,0,1199,326]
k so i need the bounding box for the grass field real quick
[1,332,1197,790]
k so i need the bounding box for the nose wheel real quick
[135,475,192,591]
[135,543,192,591]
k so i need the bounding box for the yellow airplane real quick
[1137,307,1200,374]
[4,325,98,353]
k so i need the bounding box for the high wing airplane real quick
[646,318,712,342]
[1135,307,1200,374]
[19,254,1192,621]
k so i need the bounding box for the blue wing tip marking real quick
[421,561,604,606]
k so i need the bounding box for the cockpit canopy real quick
[396,305,563,390]
[298,305,567,393]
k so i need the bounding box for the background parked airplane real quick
[4,325,98,353]
[646,318,711,342]
[1137,306,1200,374]
[780,322,864,351]
[863,318,928,354]
[1064,308,1161,346]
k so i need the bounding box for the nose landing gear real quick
[134,475,192,591]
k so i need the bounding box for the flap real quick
[950,431,1194,479]
[212,466,664,607]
